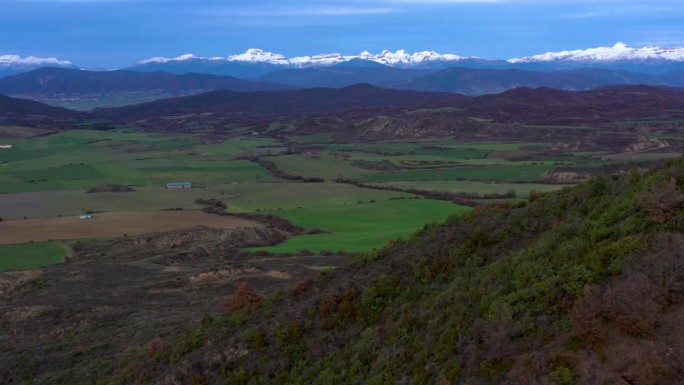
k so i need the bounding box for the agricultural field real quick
[0,211,261,244]
[0,125,679,270]
[367,180,572,197]
[251,199,468,253]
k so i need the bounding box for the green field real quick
[362,163,553,182]
[0,242,69,271]
[324,140,548,155]
[267,154,377,180]
[251,199,469,253]
[194,137,284,156]
[0,130,282,193]
[368,180,571,196]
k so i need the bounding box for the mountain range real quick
[3,43,684,79]
[2,66,682,109]
[258,66,684,93]
[134,43,684,71]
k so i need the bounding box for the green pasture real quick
[214,182,413,213]
[362,163,553,182]
[141,159,276,184]
[0,242,69,272]
[324,141,548,155]
[345,153,525,166]
[251,199,470,253]
[266,154,378,180]
[0,129,280,192]
[368,180,571,197]
[194,137,284,156]
[286,133,335,143]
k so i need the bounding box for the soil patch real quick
[0,211,262,244]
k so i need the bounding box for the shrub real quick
[290,279,312,296]
[223,282,263,314]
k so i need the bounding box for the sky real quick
[1,0,683,68]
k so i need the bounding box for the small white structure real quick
[79,213,93,219]
[166,182,192,189]
[0,144,12,149]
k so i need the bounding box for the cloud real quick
[198,5,399,18]
[560,5,680,19]
[238,6,398,16]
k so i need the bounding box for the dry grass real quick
[0,211,261,244]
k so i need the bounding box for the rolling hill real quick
[95,83,470,120]
[0,94,86,122]
[93,84,684,127]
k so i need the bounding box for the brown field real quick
[0,210,261,245]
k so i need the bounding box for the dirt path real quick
[0,210,261,244]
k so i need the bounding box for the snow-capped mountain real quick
[227,49,290,65]
[135,48,478,69]
[0,55,73,67]
[0,55,75,78]
[509,42,684,64]
[6,42,684,80]
[138,53,226,64]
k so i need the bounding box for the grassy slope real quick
[96,158,684,385]
[0,242,69,271]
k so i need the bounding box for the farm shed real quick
[166,182,192,189]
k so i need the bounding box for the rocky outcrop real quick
[624,135,669,153]
[544,170,586,183]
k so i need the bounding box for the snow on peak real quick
[289,53,353,67]
[508,42,684,63]
[227,49,289,65]
[0,54,72,67]
[352,49,472,67]
[137,48,474,68]
[137,53,205,64]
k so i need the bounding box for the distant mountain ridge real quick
[0,67,292,96]
[509,42,684,64]
[137,48,480,69]
[382,67,684,94]
[137,43,684,70]
[4,43,684,79]
[0,54,75,78]
[0,67,293,108]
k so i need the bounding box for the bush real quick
[223,282,263,314]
